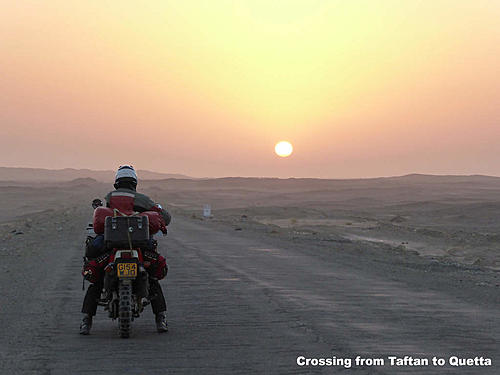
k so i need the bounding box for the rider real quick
[80,165,171,335]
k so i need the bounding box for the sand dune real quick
[2,173,500,269]
[0,167,192,182]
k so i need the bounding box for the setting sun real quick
[275,141,293,158]
[1,1,499,178]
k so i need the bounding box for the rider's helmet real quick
[114,165,138,191]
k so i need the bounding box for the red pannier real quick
[82,253,111,283]
[143,250,168,280]
[93,207,165,235]
[93,207,114,234]
[139,211,166,234]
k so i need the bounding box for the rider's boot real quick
[155,311,168,333]
[79,313,93,335]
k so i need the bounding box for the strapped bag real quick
[143,250,168,280]
[93,207,166,235]
[103,215,150,249]
[82,252,111,283]
[84,235,105,258]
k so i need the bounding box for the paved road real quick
[1,214,498,374]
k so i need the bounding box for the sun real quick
[275,141,293,157]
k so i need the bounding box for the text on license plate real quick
[117,263,137,278]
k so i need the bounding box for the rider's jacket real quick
[104,188,171,226]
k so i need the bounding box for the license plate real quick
[117,263,137,278]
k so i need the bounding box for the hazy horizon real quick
[3,165,500,181]
[2,1,499,178]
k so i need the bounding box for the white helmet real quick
[114,165,138,189]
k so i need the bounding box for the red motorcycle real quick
[84,200,167,338]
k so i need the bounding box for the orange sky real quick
[1,0,499,178]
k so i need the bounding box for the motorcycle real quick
[85,199,166,338]
[102,245,149,338]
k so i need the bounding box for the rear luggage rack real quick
[104,216,149,249]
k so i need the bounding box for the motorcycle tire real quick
[118,280,132,338]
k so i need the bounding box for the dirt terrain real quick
[0,174,499,374]
[145,174,500,270]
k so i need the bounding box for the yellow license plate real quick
[117,263,137,278]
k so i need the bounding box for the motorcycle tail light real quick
[121,252,132,259]
[105,264,114,273]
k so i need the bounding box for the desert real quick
[0,168,499,374]
[2,1,500,372]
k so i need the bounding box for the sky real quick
[1,0,499,178]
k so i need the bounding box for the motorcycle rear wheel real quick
[118,280,132,338]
